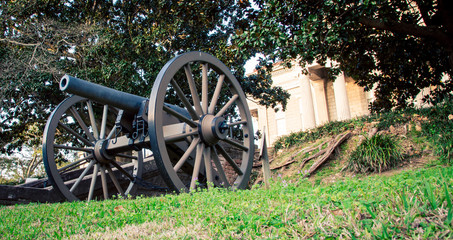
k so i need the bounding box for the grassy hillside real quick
[1,165,452,239]
[1,99,453,239]
[264,98,453,184]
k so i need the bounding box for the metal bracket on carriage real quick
[129,100,150,150]
[112,110,124,144]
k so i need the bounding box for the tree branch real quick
[438,0,453,35]
[0,38,41,47]
[358,17,453,49]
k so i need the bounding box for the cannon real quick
[42,52,255,201]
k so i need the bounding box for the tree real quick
[0,0,289,154]
[0,146,44,184]
[235,0,453,111]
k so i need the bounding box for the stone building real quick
[247,62,375,146]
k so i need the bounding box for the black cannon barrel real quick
[60,75,148,113]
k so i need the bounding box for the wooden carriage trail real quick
[0,157,167,205]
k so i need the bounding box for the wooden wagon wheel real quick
[148,51,255,192]
[43,95,143,201]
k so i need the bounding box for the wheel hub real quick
[94,140,114,164]
[198,115,229,145]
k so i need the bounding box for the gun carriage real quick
[42,52,254,201]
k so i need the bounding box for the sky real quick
[244,55,262,74]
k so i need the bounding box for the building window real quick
[299,98,304,130]
[275,105,286,136]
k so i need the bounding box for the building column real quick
[312,79,329,125]
[333,73,351,121]
[299,75,316,129]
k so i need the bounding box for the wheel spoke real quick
[87,163,100,201]
[228,120,247,127]
[164,130,198,143]
[58,122,93,146]
[106,165,125,196]
[58,155,92,174]
[215,144,243,176]
[70,160,95,193]
[211,147,230,188]
[190,143,204,190]
[203,145,213,185]
[70,106,96,142]
[115,153,138,160]
[45,95,143,201]
[106,110,123,140]
[173,138,200,172]
[184,64,203,115]
[54,144,93,152]
[221,138,249,151]
[163,105,198,128]
[148,52,253,193]
[215,94,238,118]
[110,160,135,181]
[171,79,199,120]
[201,63,209,114]
[86,100,99,140]
[100,105,109,139]
[106,126,116,140]
[208,74,225,114]
[100,166,109,200]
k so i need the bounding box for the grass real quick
[2,99,453,239]
[1,165,453,239]
[346,134,404,173]
[272,120,362,152]
[273,97,453,167]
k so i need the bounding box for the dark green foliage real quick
[235,0,453,111]
[241,66,291,111]
[346,134,403,173]
[0,0,289,154]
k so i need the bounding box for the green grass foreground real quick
[1,165,452,239]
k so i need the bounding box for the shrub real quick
[346,134,403,173]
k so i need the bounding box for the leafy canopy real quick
[0,0,288,153]
[235,0,453,111]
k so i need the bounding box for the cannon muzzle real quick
[60,75,147,113]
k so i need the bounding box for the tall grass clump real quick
[346,134,403,173]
